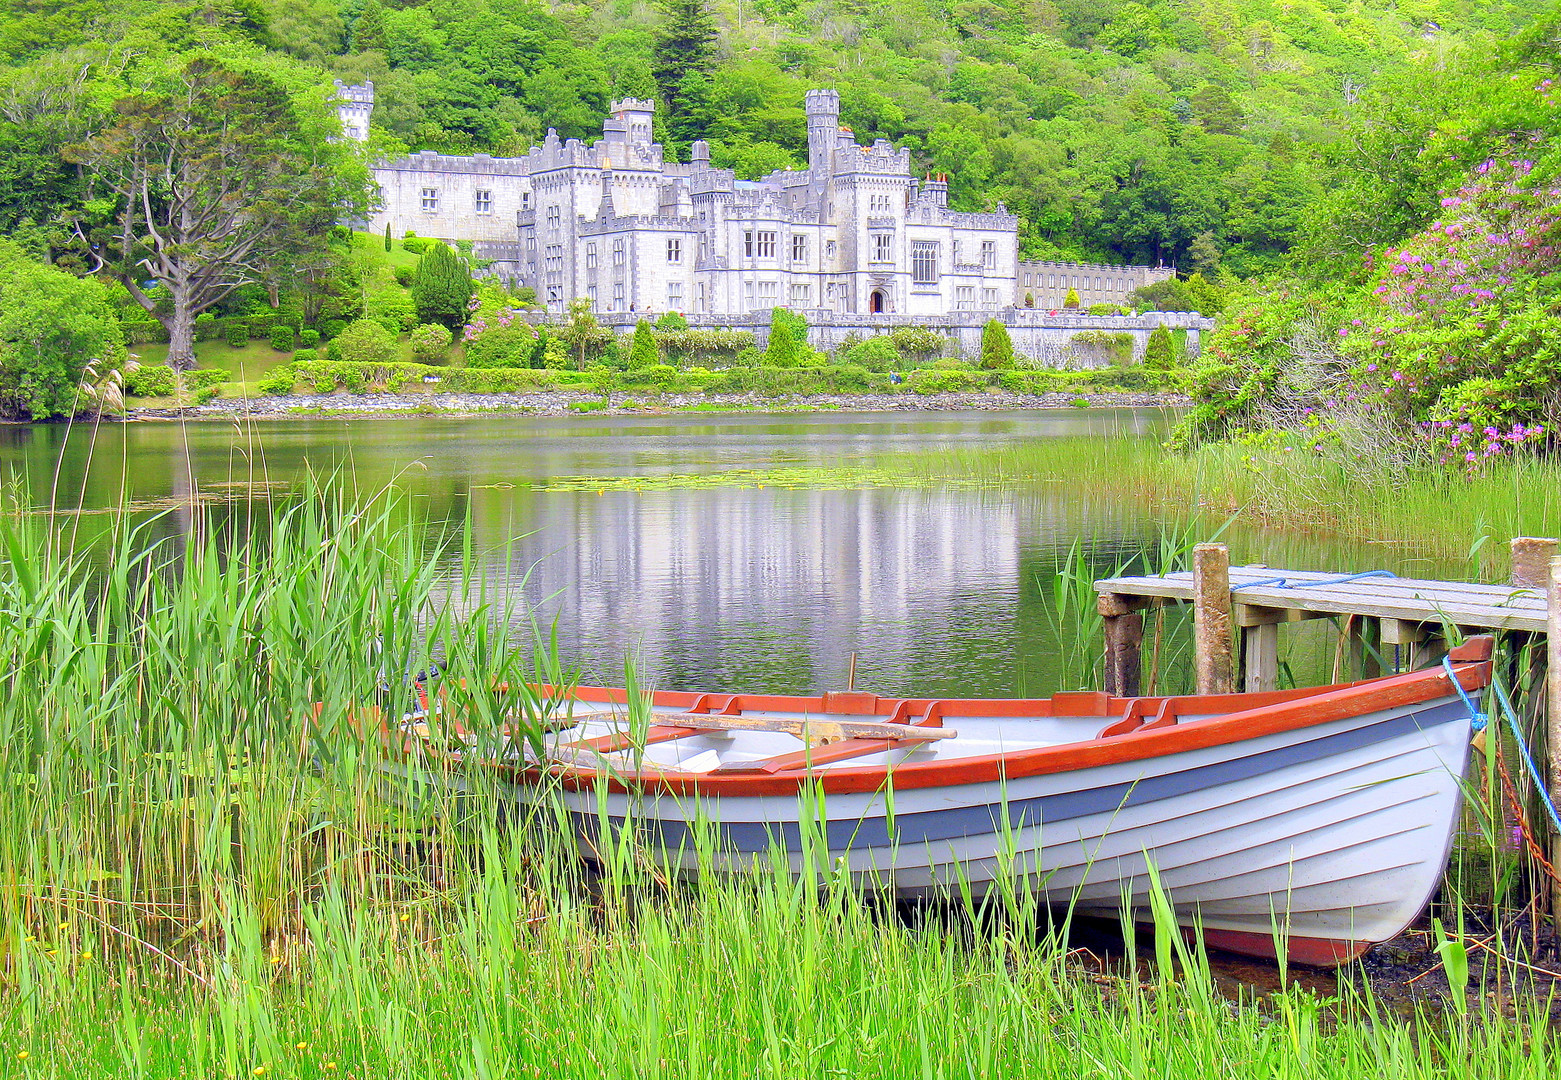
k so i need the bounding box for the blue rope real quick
[1485,666,1561,836]
[1235,569,1399,591]
[1441,655,1488,734]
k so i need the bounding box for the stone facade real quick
[341,84,1177,320]
[1015,260,1175,309]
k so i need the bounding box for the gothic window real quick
[612,283,625,309]
[543,245,563,272]
[791,235,806,263]
[743,281,755,307]
[546,206,560,229]
[912,243,939,284]
[981,241,997,270]
[825,240,837,260]
[521,192,531,210]
[697,282,707,312]
[546,284,562,303]
[612,239,625,266]
[955,286,975,310]
[871,234,892,263]
[789,283,810,305]
[667,238,681,263]
[983,288,998,307]
[525,236,537,252]
[586,243,597,269]
[420,188,439,212]
[757,281,778,303]
[474,190,493,214]
[667,282,683,308]
[744,231,776,259]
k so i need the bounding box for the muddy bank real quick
[124,388,1188,420]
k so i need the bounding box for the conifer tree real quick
[979,319,1015,369]
[764,311,801,367]
[653,0,716,120]
[628,319,659,369]
[410,243,474,328]
[352,0,387,53]
[1063,287,1081,309]
[1143,325,1175,370]
[383,222,391,252]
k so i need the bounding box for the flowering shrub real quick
[462,309,537,368]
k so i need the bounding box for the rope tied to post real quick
[1445,653,1561,836]
[1441,654,1488,735]
[1233,569,1399,591]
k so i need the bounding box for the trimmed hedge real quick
[291,360,574,394]
[124,366,230,398]
[122,319,170,345]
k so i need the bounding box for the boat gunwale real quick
[466,640,1493,798]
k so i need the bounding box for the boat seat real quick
[1096,697,1178,740]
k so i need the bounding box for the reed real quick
[0,494,1551,1078]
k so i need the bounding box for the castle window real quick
[586,243,597,269]
[757,281,778,304]
[586,285,598,306]
[912,242,939,284]
[525,236,537,252]
[420,188,439,212]
[955,286,975,310]
[546,206,560,229]
[697,282,707,312]
[983,288,999,307]
[871,233,892,263]
[792,235,806,263]
[612,283,625,309]
[743,281,754,308]
[474,189,493,214]
[667,238,681,263]
[667,282,683,308]
[521,192,531,210]
[826,240,836,259]
[543,245,562,272]
[744,231,777,259]
[546,284,562,303]
[789,283,810,305]
[613,239,625,266]
[981,241,997,270]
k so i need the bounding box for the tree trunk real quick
[165,296,197,370]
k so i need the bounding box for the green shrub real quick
[247,314,276,340]
[622,363,678,388]
[223,320,249,348]
[367,286,418,333]
[394,265,414,287]
[401,235,431,255]
[1143,325,1175,370]
[1069,329,1135,366]
[291,360,561,395]
[764,311,802,367]
[318,318,346,341]
[887,327,946,363]
[655,328,754,365]
[979,320,1015,369]
[628,320,659,369]
[333,319,397,365]
[655,310,689,331]
[270,326,296,352]
[410,323,453,363]
[909,368,987,394]
[194,312,217,341]
[734,346,762,367]
[257,366,296,395]
[1063,287,1081,309]
[292,348,318,363]
[125,365,176,397]
[121,319,169,345]
[298,329,319,348]
[465,318,538,367]
[411,243,475,327]
[1088,303,1127,316]
[843,335,899,370]
[183,368,229,391]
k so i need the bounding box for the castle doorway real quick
[869,289,886,314]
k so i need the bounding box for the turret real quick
[334,80,374,142]
[806,89,840,174]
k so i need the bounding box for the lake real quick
[0,409,1466,698]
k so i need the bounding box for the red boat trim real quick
[1197,926,1370,967]
[473,639,1493,798]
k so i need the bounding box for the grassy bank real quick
[0,493,1553,1077]
[888,432,1561,574]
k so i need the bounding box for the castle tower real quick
[609,97,655,145]
[334,80,374,142]
[806,89,840,174]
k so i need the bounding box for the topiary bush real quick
[292,348,318,363]
[270,326,296,352]
[125,365,176,397]
[1063,287,1081,309]
[1143,325,1175,370]
[257,366,296,395]
[979,320,1015,369]
[223,320,248,348]
[333,319,398,365]
[409,322,453,363]
[298,328,319,348]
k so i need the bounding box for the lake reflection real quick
[0,409,1442,697]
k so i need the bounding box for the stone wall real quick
[529,309,1213,367]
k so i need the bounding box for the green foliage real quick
[979,320,1014,370]
[654,328,754,366]
[909,368,986,395]
[888,327,946,364]
[1087,303,1127,316]
[367,282,418,333]
[764,308,807,368]
[1143,326,1175,371]
[843,335,899,370]
[293,359,561,394]
[383,220,392,252]
[1128,274,1225,316]
[194,312,217,340]
[628,319,659,370]
[299,328,319,348]
[333,319,398,366]
[1063,288,1081,310]
[269,325,295,352]
[464,317,537,368]
[409,323,453,363]
[410,243,475,328]
[654,310,690,331]
[290,348,317,364]
[124,365,175,398]
[224,320,249,348]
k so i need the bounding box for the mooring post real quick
[1098,593,1144,697]
[1346,616,1381,681]
[1193,543,1235,695]
[1548,555,1561,920]
[1511,537,1559,589]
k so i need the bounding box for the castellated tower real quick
[609,98,655,145]
[806,89,840,173]
[334,80,374,142]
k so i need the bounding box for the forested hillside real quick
[0,0,1548,274]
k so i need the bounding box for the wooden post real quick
[1099,593,1144,697]
[1511,537,1558,588]
[1243,623,1279,693]
[1548,555,1561,919]
[1193,543,1235,695]
[1347,617,1381,681]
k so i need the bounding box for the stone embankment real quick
[131,390,1187,420]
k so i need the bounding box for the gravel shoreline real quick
[126,389,1188,420]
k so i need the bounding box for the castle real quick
[339,84,1172,318]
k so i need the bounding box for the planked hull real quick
[403,639,1492,966]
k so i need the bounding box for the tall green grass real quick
[0,494,1553,1078]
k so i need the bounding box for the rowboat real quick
[411,635,1493,967]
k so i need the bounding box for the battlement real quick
[610,97,656,114]
[334,80,374,105]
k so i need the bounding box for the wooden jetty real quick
[1094,537,1561,917]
